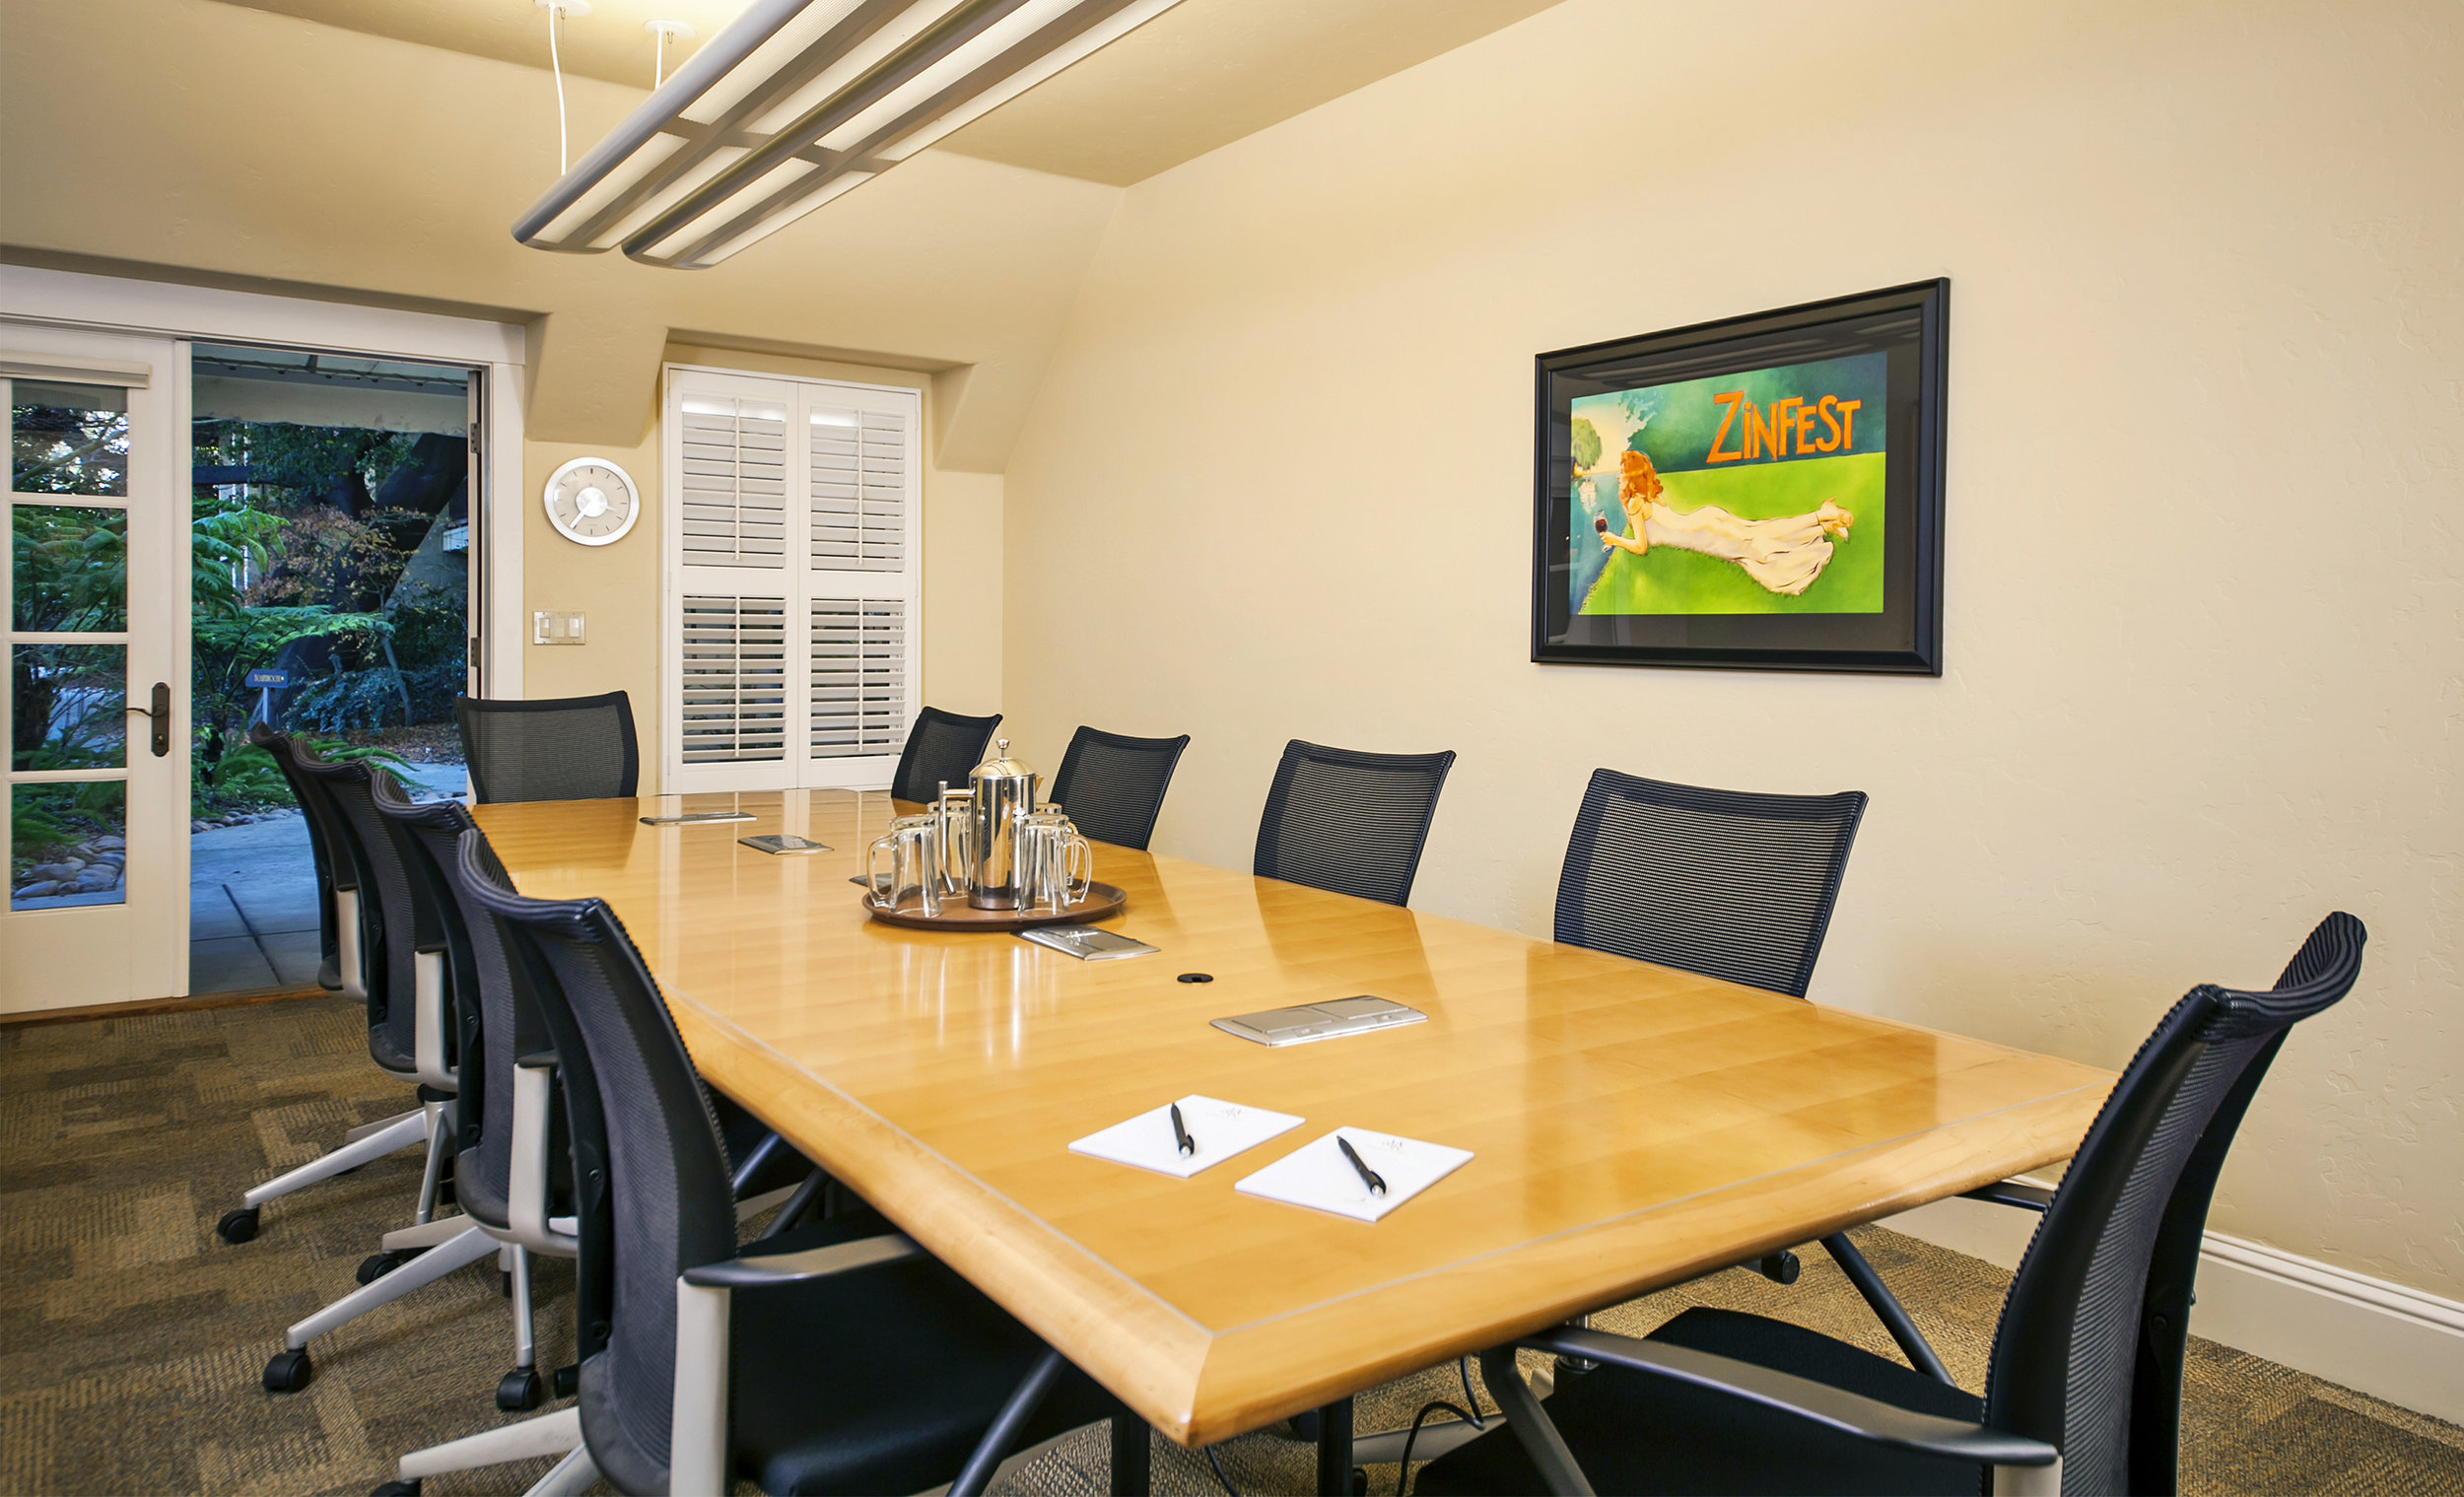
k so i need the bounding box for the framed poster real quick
[1532,280,1946,674]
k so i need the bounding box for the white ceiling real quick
[208,0,1565,185]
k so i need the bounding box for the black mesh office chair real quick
[1554,770,1939,1370]
[456,691,640,803]
[248,720,346,991]
[1415,913,2368,1497]
[373,808,835,1492]
[1557,770,1868,999]
[214,735,445,1250]
[436,835,1129,1497]
[372,777,570,1411]
[1048,726,1191,851]
[889,706,1002,803]
[258,754,477,1395]
[1255,739,1457,907]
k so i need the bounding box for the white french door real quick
[662,367,921,793]
[3,328,188,1012]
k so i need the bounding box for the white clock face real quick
[544,457,639,546]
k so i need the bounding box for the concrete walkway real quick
[188,761,468,994]
[189,813,322,993]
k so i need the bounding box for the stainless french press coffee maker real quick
[865,738,1096,916]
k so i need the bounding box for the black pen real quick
[1170,1103,1197,1158]
[1336,1134,1388,1196]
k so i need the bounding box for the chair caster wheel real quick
[217,1207,260,1244]
[497,1367,543,1411]
[1350,1466,1369,1496]
[356,1248,425,1284]
[1755,1249,1802,1285]
[263,1348,313,1393]
[552,1364,580,1398]
[500,1270,513,1299]
[372,1480,420,1497]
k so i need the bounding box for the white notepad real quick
[1233,1127,1474,1223]
[1067,1096,1305,1180]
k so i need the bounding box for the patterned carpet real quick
[5,993,2461,1497]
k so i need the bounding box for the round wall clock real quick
[542,456,641,546]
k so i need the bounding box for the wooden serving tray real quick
[865,881,1128,932]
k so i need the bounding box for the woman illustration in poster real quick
[1596,449,1854,597]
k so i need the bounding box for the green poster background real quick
[1570,350,1887,616]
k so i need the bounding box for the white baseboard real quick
[1880,1190,2464,1426]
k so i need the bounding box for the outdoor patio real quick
[188,761,465,994]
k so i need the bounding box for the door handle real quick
[123,681,172,757]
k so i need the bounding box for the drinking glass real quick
[865,822,941,917]
[1018,815,1094,912]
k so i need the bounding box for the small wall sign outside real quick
[1532,280,1948,674]
[543,456,641,547]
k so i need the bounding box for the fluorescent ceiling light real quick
[513,0,1186,269]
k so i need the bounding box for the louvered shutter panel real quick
[809,405,907,571]
[679,396,787,568]
[810,599,907,757]
[678,595,787,763]
[666,369,920,792]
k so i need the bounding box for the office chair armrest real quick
[1512,1327,2059,1471]
[506,1051,574,1256]
[412,943,454,1091]
[1960,1179,2055,1212]
[681,1232,921,1289]
[669,1231,925,1497]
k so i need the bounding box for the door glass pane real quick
[11,381,131,497]
[11,780,126,910]
[10,644,127,770]
[12,503,130,632]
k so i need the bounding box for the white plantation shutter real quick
[678,397,787,568]
[665,368,921,792]
[809,599,907,757]
[808,406,908,572]
[679,595,787,764]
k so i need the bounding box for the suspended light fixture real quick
[513,0,1187,270]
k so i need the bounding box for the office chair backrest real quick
[462,842,735,1497]
[1255,739,1457,908]
[889,705,1002,803]
[1982,912,2365,1494]
[1048,726,1191,851]
[1554,770,1869,998]
[285,746,428,1069]
[248,723,343,980]
[456,691,640,804]
[374,775,529,1222]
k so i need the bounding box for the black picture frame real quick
[1532,280,1947,674]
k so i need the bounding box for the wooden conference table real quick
[474,788,2110,1459]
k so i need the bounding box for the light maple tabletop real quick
[473,788,2111,1449]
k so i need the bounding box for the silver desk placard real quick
[1211,996,1426,1047]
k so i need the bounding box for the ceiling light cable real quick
[536,0,592,173]
[646,20,697,90]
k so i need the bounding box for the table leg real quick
[1315,1395,1355,1497]
[1109,1405,1150,1497]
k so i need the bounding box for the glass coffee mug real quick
[930,788,974,896]
[1016,813,1094,912]
[866,818,942,917]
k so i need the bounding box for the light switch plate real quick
[533,609,585,645]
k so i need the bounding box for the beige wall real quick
[1001,0,2463,1297]
[2,0,1038,783]
[523,348,1003,783]
[0,0,1123,463]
